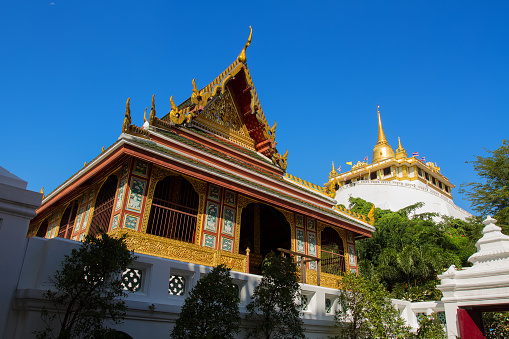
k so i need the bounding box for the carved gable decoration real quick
[193,86,256,150]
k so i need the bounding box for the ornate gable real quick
[193,86,256,150]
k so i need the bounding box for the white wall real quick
[335,180,471,221]
[0,166,42,338]
[9,236,345,339]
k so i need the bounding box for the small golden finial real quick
[192,78,198,94]
[122,97,132,133]
[149,94,156,125]
[143,107,147,123]
[368,203,375,225]
[170,95,177,112]
[84,162,87,167]
[40,187,44,194]
[101,146,105,153]
[237,26,252,64]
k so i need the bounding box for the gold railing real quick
[109,228,249,273]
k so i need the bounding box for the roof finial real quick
[237,26,252,64]
[372,104,395,163]
[122,98,132,133]
[149,94,156,125]
[376,104,388,145]
[398,137,402,149]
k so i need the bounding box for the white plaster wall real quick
[9,237,344,339]
[335,180,471,221]
[0,167,42,339]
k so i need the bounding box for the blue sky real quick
[1,1,508,214]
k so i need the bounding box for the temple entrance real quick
[146,175,199,243]
[321,227,346,276]
[239,203,291,274]
[58,199,79,239]
[89,175,118,237]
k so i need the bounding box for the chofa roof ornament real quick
[237,26,252,64]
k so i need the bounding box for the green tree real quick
[331,273,411,339]
[246,252,305,339]
[483,311,509,339]
[460,139,509,231]
[171,264,240,339]
[35,231,136,339]
[351,197,482,301]
[415,313,446,339]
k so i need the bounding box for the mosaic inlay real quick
[208,184,220,201]
[133,159,148,177]
[348,244,356,266]
[224,190,236,206]
[222,206,235,236]
[115,179,126,211]
[81,203,91,231]
[124,214,139,230]
[221,237,233,252]
[347,231,354,243]
[121,161,129,177]
[205,202,219,232]
[308,232,316,256]
[307,218,316,231]
[74,206,84,232]
[111,214,120,230]
[204,234,216,248]
[296,229,305,253]
[126,177,146,213]
[296,214,303,228]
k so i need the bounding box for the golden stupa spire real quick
[329,161,339,179]
[395,136,407,160]
[372,105,395,163]
[376,105,388,145]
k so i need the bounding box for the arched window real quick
[146,175,199,243]
[321,227,345,276]
[36,219,49,237]
[89,175,118,237]
[58,199,79,239]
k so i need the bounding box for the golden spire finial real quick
[372,104,395,163]
[395,136,407,159]
[143,107,147,123]
[101,146,105,153]
[122,97,132,133]
[329,161,339,179]
[376,104,388,145]
[237,26,252,64]
[149,94,156,125]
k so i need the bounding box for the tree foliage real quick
[246,252,305,339]
[350,197,483,301]
[35,231,136,339]
[460,139,509,231]
[483,311,509,339]
[171,264,240,339]
[414,313,446,339]
[331,273,412,339]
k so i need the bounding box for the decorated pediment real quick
[124,27,288,171]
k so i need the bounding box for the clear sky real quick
[1,1,508,214]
